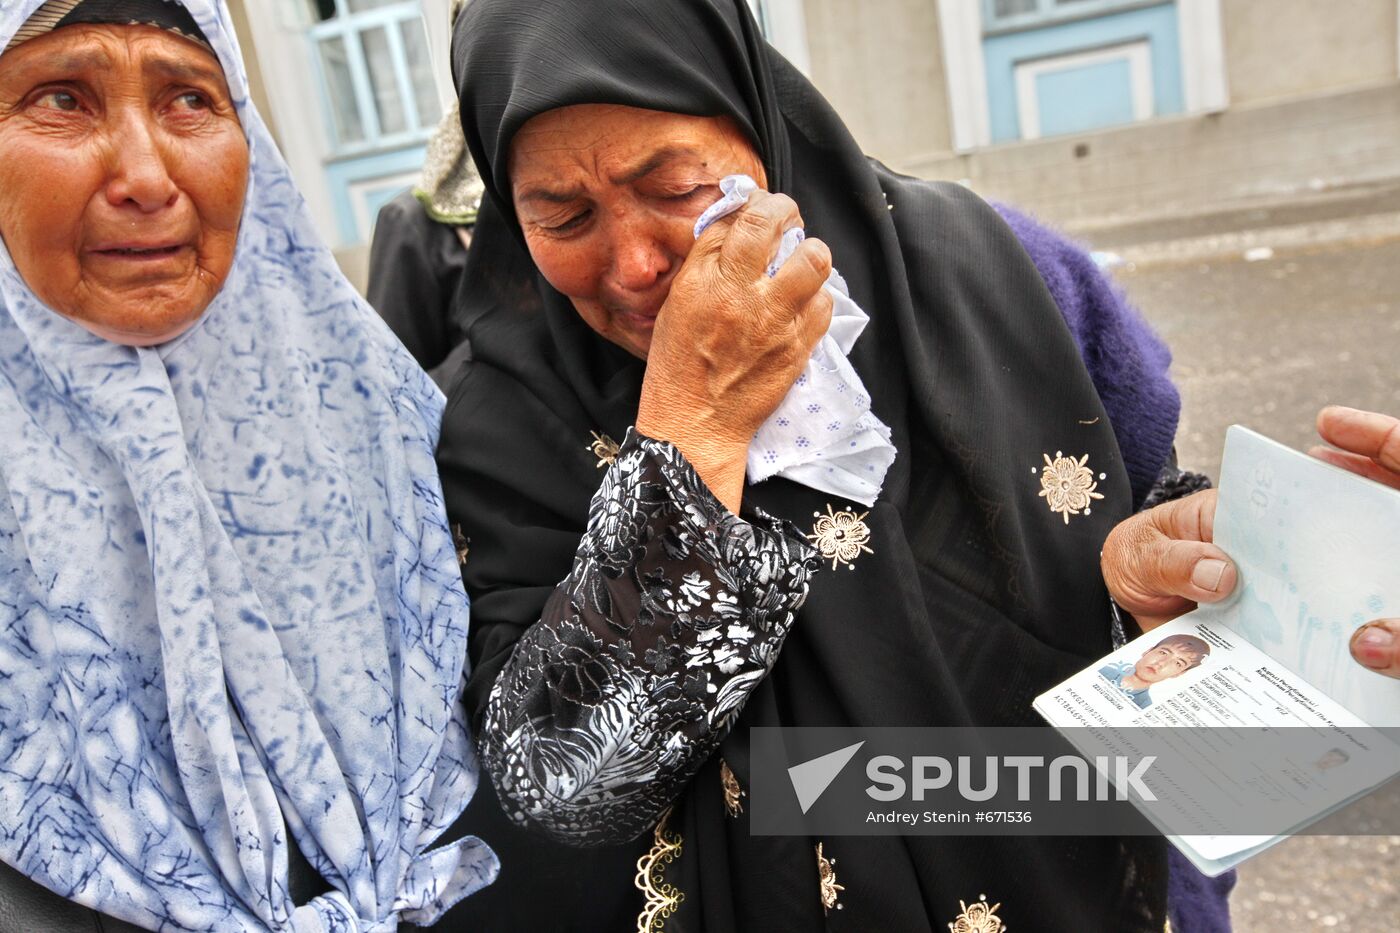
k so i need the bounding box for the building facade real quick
[227,0,1400,261]
[803,0,1400,225]
[226,0,809,267]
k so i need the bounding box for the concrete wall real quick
[904,83,1400,227]
[1221,0,1398,106]
[801,0,953,164]
[798,0,1400,227]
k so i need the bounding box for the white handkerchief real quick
[693,175,896,506]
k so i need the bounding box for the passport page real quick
[1207,425,1400,726]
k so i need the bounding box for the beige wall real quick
[1222,0,1399,105]
[907,83,1400,226]
[801,0,953,165]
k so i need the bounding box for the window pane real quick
[305,0,337,22]
[346,0,402,12]
[317,36,364,144]
[360,26,408,136]
[399,18,441,128]
[993,0,1039,17]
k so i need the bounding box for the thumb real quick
[1351,619,1400,679]
[1101,490,1238,630]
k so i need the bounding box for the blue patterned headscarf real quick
[0,1,496,930]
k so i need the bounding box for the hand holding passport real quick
[1104,405,1400,676]
[1037,417,1400,874]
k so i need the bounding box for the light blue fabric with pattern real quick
[0,1,496,929]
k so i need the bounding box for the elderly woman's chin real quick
[39,248,235,346]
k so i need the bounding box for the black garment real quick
[366,189,471,372]
[0,860,144,933]
[438,1,1173,930]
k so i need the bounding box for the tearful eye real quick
[36,90,80,112]
[173,92,210,110]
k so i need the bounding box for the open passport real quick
[1035,426,1400,875]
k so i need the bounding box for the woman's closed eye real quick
[650,182,716,206]
[537,209,592,234]
[660,184,705,201]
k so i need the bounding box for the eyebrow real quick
[17,48,111,75]
[516,184,584,206]
[6,48,224,88]
[146,56,226,86]
[515,145,704,206]
[611,146,701,185]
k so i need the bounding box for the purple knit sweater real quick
[995,203,1180,510]
[1000,205,1237,933]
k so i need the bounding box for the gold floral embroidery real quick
[816,842,844,913]
[452,524,469,566]
[1034,451,1104,524]
[588,430,621,468]
[720,759,745,817]
[806,504,873,570]
[948,893,1004,933]
[635,808,685,933]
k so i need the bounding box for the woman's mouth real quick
[93,244,186,260]
[619,308,661,330]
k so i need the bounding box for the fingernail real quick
[1191,558,1229,593]
[1353,625,1395,669]
[1357,626,1394,649]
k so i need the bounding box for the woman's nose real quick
[607,228,672,293]
[103,115,178,213]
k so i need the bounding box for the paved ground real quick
[1086,208,1400,931]
[1118,237,1400,482]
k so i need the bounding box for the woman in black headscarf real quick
[435,1,1203,930]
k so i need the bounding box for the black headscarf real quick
[437,1,1168,929]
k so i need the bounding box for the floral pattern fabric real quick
[0,2,495,930]
[481,431,819,845]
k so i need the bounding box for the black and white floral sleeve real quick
[480,429,819,846]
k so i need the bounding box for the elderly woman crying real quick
[427,2,1400,932]
[0,2,494,931]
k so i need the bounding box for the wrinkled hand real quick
[1101,488,1238,632]
[637,190,833,512]
[1102,406,1400,680]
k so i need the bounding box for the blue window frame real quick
[308,0,440,157]
[981,0,1183,142]
[983,0,1171,35]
